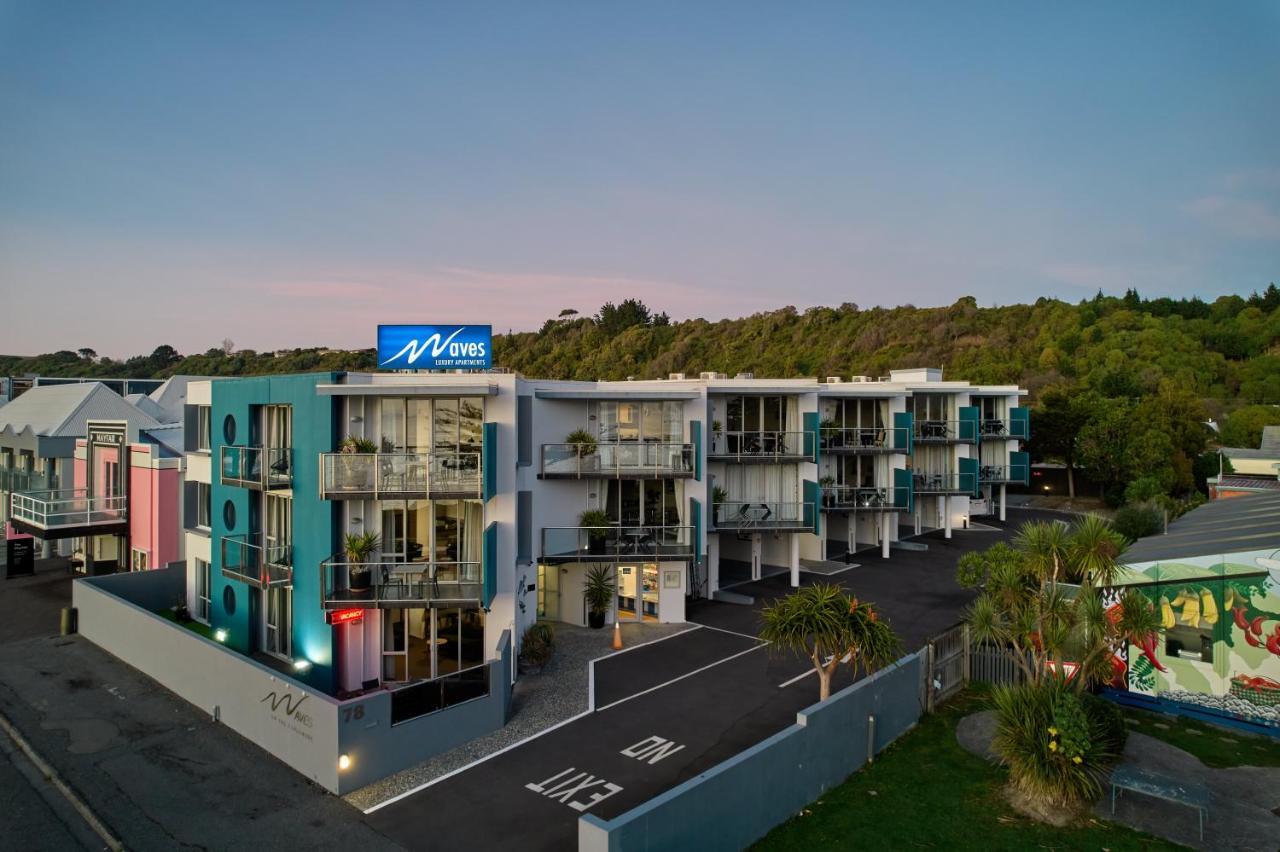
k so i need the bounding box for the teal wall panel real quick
[893,467,913,513]
[483,521,497,609]
[1010,406,1030,440]
[482,421,497,501]
[958,406,979,444]
[958,456,979,497]
[893,411,913,455]
[690,420,702,481]
[1010,450,1031,485]
[210,372,340,694]
[802,411,819,463]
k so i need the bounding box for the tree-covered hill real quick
[3,286,1278,509]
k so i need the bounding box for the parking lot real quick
[365,509,1059,850]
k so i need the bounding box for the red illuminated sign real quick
[327,608,365,626]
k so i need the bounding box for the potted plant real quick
[518,622,556,674]
[337,436,377,491]
[578,508,613,555]
[711,485,728,525]
[343,531,381,594]
[819,475,836,507]
[173,599,192,623]
[565,428,598,473]
[583,565,616,629]
[819,418,839,448]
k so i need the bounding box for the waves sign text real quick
[378,325,492,370]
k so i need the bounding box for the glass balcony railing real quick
[9,489,126,532]
[220,534,292,588]
[712,501,815,531]
[320,452,481,499]
[0,469,52,494]
[913,420,977,444]
[820,485,908,511]
[820,426,908,453]
[979,462,1030,484]
[540,525,694,561]
[707,431,808,460]
[912,471,977,495]
[540,443,694,479]
[220,446,293,490]
[390,663,490,726]
[320,558,482,607]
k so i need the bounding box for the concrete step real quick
[712,589,755,606]
[892,540,930,551]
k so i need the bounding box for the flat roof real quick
[1121,491,1280,564]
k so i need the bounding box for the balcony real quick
[390,663,490,726]
[539,443,694,479]
[707,431,809,462]
[820,485,908,512]
[320,559,482,608]
[978,462,1030,485]
[320,452,481,499]
[820,426,908,454]
[912,471,977,496]
[913,420,977,445]
[221,535,292,589]
[540,525,694,562]
[8,489,127,538]
[220,446,292,490]
[712,501,815,532]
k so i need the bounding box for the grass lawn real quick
[753,690,1182,851]
[158,607,214,640]
[1121,706,1280,768]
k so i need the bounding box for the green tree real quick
[1029,385,1093,498]
[1220,404,1280,448]
[759,583,901,701]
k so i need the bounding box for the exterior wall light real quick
[214,628,228,643]
[294,659,312,672]
[338,753,351,771]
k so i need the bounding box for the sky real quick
[1,1,1278,357]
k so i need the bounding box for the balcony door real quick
[382,605,485,683]
[263,587,292,661]
[603,480,682,528]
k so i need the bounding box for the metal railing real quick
[708,430,808,460]
[912,420,977,444]
[9,489,127,530]
[912,471,977,495]
[220,446,293,490]
[220,535,293,588]
[981,418,1028,440]
[390,663,490,726]
[820,426,907,452]
[712,501,814,530]
[540,525,694,560]
[820,485,907,511]
[540,443,694,478]
[320,452,482,498]
[320,558,482,607]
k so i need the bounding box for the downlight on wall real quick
[338,754,352,771]
[214,628,228,643]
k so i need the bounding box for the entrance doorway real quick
[615,564,659,622]
[382,606,485,683]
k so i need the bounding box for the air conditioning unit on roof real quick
[850,375,872,383]
[735,372,754,380]
[668,373,686,380]
[826,376,843,383]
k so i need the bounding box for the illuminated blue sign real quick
[377,325,492,370]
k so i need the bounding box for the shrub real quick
[519,622,555,670]
[1081,692,1127,755]
[1111,502,1162,541]
[991,680,1123,809]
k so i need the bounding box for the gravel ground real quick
[345,621,694,811]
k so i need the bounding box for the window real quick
[196,482,211,529]
[264,587,292,659]
[194,559,211,623]
[196,406,211,452]
[130,548,149,571]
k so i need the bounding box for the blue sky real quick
[1,1,1277,356]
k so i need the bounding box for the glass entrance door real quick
[615,564,659,622]
[264,586,291,659]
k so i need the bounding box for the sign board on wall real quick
[377,325,492,370]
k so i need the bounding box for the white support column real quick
[914,506,921,535]
[751,533,762,581]
[707,535,720,595]
[943,495,952,538]
[999,484,1007,522]
[789,534,800,588]
[881,513,891,559]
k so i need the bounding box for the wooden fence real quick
[923,624,1028,710]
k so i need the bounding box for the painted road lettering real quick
[525,768,623,813]
[621,735,685,765]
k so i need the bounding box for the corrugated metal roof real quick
[1122,492,1280,564]
[0,382,161,439]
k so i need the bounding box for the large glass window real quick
[604,480,681,526]
[383,606,485,682]
[592,400,681,442]
[196,482,211,529]
[377,397,484,456]
[264,587,292,659]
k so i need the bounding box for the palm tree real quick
[759,583,901,701]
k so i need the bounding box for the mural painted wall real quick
[1109,549,1280,725]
